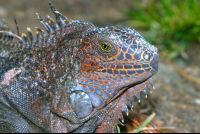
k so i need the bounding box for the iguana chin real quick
[0,0,159,133]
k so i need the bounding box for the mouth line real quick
[126,74,153,89]
[97,64,158,75]
[111,73,153,102]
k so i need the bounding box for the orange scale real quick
[148,71,152,75]
[136,76,141,80]
[88,89,94,93]
[142,73,147,77]
[108,64,114,69]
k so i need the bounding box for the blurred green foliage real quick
[124,0,200,60]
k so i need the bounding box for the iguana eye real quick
[100,44,111,51]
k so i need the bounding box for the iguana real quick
[0,0,159,133]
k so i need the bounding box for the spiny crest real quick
[47,0,74,27]
[34,0,77,43]
[0,19,23,43]
[0,0,82,96]
[0,0,76,49]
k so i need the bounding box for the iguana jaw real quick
[108,65,157,110]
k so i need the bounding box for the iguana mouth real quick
[112,62,158,125]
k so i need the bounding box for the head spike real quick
[136,93,140,103]
[142,89,148,98]
[21,33,29,48]
[0,31,23,42]
[34,28,43,48]
[46,15,60,33]
[47,0,65,27]
[47,0,72,27]
[127,101,133,110]
[2,19,10,31]
[35,27,47,37]
[123,105,129,116]
[34,27,48,48]
[14,18,21,37]
[27,27,35,43]
[130,97,134,109]
[150,80,155,90]
[119,113,124,123]
[47,0,57,12]
[36,13,54,34]
[147,84,152,93]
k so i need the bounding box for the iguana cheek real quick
[79,56,102,72]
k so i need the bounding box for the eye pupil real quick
[101,44,111,51]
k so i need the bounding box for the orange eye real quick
[100,44,111,51]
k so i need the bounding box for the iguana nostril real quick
[150,52,159,66]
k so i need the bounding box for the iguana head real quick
[45,0,159,129]
[74,25,159,114]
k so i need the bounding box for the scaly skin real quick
[0,0,159,133]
